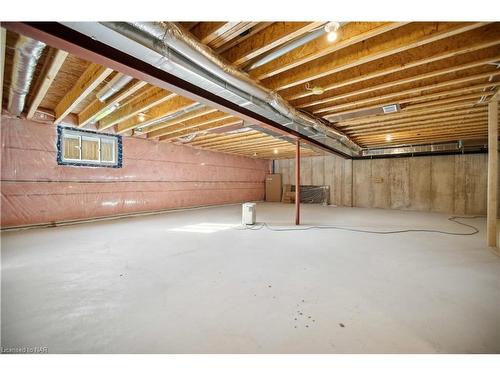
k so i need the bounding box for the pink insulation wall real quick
[0,115,270,227]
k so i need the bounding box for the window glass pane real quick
[100,139,115,162]
[81,136,99,161]
[58,126,121,168]
[63,136,80,160]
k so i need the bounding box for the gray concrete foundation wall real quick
[274,155,352,207]
[274,153,497,215]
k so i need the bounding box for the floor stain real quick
[292,299,316,328]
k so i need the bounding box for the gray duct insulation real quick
[7,35,46,116]
[100,22,361,155]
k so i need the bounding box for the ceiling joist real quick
[54,62,113,124]
[5,21,498,157]
[26,48,68,119]
[264,22,490,92]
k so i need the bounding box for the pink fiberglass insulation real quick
[0,115,271,227]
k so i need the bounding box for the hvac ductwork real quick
[96,72,133,102]
[245,26,327,71]
[7,35,46,116]
[138,102,205,130]
[98,22,361,155]
[245,22,347,71]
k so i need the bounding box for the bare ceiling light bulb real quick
[324,21,340,33]
[138,113,146,122]
[327,31,339,42]
[273,149,279,154]
[325,21,341,43]
[385,134,392,142]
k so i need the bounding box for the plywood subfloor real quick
[1,203,499,353]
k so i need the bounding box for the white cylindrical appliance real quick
[242,202,256,225]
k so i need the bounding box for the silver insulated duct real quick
[97,22,361,155]
[96,72,133,102]
[8,35,46,116]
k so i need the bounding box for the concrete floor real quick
[1,203,499,353]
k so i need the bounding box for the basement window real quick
[57,126,122,168]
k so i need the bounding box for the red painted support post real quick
[295,139,300,225]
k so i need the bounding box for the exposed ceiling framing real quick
[2,21,499,159]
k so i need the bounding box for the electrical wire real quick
[235,216,482,235]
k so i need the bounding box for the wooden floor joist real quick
[4,21,499,157]
[189,22,240,46]
[401,92,494,111]
[315,70,500,115]
[208,139,289,152]
[323,82,500,118]
[188,132,261,146]
[250,22,407,80]
[27,48,68,119]
[355,124,489,140]
[297,56,500,110]
[214,23,272,54]
[284,23,500,102]
[150,112,234,139]
[209,23,258,50]
[341,107,488,131]
[116,96,196,134]
[338,99,488,127]
[359,132,490,148]
[264,22,490,92]
[98,87,174,130]
[348,119,488,139]
[222,22,323,67]
[323,84,499,121]
[143,107,218,137]
[159,118,243,141]
[54,63,113,124]
[190,132,267,147]
[78,80,147,128]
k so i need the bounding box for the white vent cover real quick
[382,104,400,114]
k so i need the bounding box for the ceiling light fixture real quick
[137,113,146,122]
[385,134,392,142]
[273,149,279,154]
[91,103,120,123]
[324,21,341,43]
[327,31,339,43]
[305,83,325,95]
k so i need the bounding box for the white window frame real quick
[58,127,121,168]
